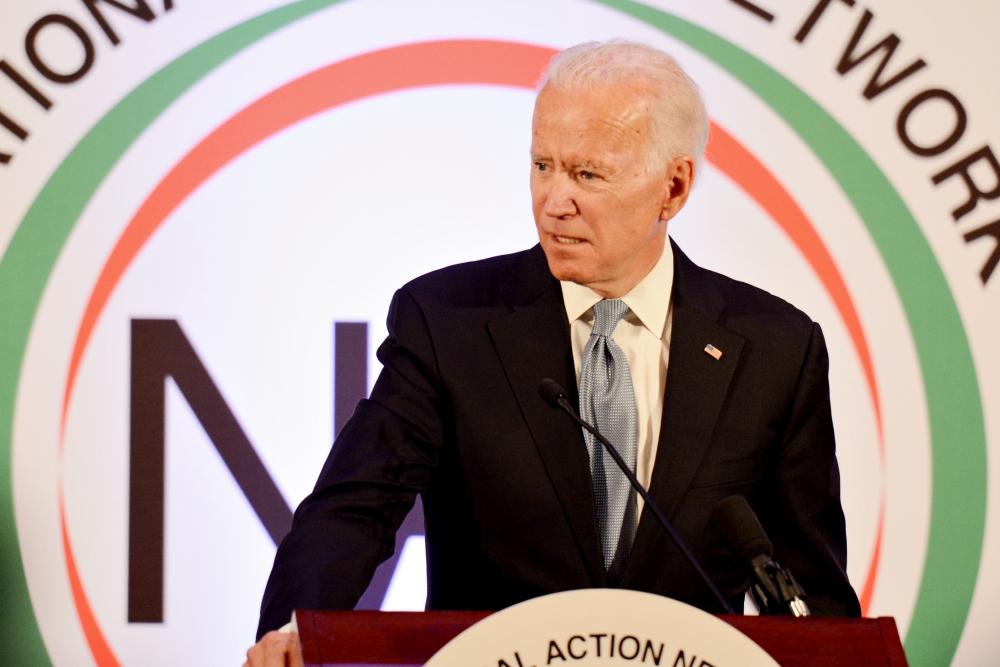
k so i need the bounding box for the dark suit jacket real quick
[257,241,860,637]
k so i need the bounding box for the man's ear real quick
[660,155,696,222]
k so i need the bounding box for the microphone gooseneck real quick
[537,379,736,614]
[710,495,810,617]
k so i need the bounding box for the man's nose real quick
[542,176,578,218]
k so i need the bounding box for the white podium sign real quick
[426,590,778,667]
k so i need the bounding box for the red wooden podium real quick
[294,610,909,667]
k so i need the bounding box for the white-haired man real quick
[245,40,860,667]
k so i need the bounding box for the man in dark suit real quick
[246,39,859,667]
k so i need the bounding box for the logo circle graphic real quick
[0,2,985,667]
[425,589,779,667]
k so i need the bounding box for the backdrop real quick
[0,1,997,665]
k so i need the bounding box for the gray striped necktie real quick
[579,298,637,586]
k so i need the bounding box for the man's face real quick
[530,83,692,297]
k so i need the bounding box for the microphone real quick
[537,379,735,614]
[710,495,810,617]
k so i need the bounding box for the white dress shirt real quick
[560,241,674,516]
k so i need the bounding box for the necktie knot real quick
[592,299,630,338]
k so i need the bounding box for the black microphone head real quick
[710,495,773,563]
[538,379,567,407]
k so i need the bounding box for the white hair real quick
[539,40,709,175]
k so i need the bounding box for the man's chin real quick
[542,253,595,286]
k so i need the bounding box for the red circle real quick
[59,39,884,666]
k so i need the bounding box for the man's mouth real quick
[554,235,582,244]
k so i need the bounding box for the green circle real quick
[0,2,986,666]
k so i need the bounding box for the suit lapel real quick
[486,247,606,587]
[623,243,745,585]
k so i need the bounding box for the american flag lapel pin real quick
[703,343,723,360]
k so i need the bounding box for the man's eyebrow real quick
[529,154,611,172]
[575,160,609,172]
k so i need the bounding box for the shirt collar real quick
[560,239,674,339]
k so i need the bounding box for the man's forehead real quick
[536,79,655,110]
[531,84,652,156]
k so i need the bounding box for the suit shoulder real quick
[399,247,533,307]
[701,266,816,336]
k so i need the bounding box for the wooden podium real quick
[294,610,909,667]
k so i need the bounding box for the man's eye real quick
[535,162,548,171]
[580,171,594,180]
